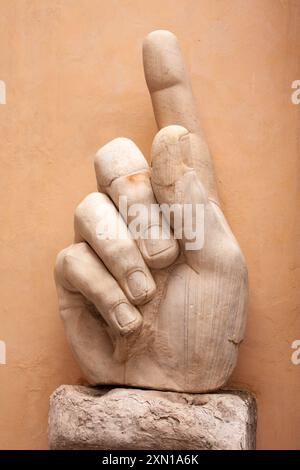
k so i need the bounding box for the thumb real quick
[151,125,208,258]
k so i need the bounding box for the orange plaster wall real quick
[0,0,299,449]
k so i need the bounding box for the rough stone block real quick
[48,385,256,450]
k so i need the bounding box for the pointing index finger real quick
[143,30,199,133]
[143,30,219,202]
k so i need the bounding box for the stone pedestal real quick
[48,385,256,450]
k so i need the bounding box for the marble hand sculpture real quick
[54,30,248,393]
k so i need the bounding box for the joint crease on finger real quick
[104,169,151,188]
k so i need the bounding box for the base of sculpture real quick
[48,385,256,450]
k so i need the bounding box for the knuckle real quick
[75,192,99,218]
[74,192,110,228]
[54,245,73,286]
[54,243,89,288]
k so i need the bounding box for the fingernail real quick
[113,303,141,330]
[126,270,155,303]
